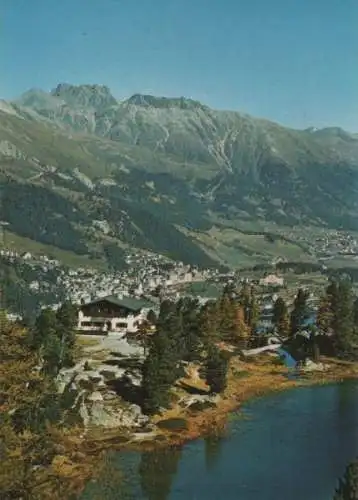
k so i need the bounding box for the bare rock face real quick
[87,391,104,402]
[57,353,149,430]
[83,401,150,429]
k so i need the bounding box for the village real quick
[0,243,323,335]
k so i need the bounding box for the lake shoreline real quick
[87,355,358,448]
[43,355,358,497]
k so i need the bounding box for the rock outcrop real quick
[56,354,149,430]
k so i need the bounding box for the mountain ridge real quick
[1,82,358,269]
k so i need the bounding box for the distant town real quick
[0,244,323,336]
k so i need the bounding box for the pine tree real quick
[198,301,220,345]
[55,301,77,367]
[290,288,310,336]
[42,333,63,377]
[218,293,236,341]
[179,298,201,361]
[273,297,290,337]
[333,458,358,499]
[317,294,334,335]
[142,347,167,414]
[205,345,229,394]
[147,309,157,326]
[141,305,183,414]
[31,308,58,350]
[332,280,355,356]
[137,319,151,357]
[308,325,320,362]
[232,305,250,347]
[353,297,358,328]
[247,289,260,334]
[237,283,251,323]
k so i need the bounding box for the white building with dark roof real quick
[77,295,154,335]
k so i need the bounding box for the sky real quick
[1,0,357,130]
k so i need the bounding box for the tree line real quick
[141,284,260,414]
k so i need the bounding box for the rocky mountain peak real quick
[126,93,208,111]
[50,83,118,109]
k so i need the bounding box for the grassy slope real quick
[2,231,107,270]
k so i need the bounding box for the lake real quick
[81,380,358,500]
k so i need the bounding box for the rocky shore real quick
[41,341,358,498]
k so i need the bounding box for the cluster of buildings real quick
[2,244,322,338]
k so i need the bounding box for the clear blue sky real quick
[1,0,357,130]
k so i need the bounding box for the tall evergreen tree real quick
[179,298,201,361]
[232,305,250,347]
[42,333,63,377]
[142,346,167,414]
[141,304,183,414]
[198,301,220,345]
[308,325,320,362]
[205,345,228,394]
[237,283,251,324]
[273,297,290,337]
[247,289,260,334]
[31,308,58,351]
[290,288,310,336]
[353,297,358,328]
[317,293,334,335]
[332,280,355,356]
[147,309,157,326]
[55,301,77,366]
[218,293,236,341]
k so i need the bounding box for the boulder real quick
[302,359,326,372]
[87,391,104,402]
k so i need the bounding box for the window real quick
[116,322,127,329]
[81,321,92,327]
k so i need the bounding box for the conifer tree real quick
[232,305,250,347]
[237,283,250,321]
[218,293,236,341]
[205,345,228,394]
[147,309,157,326]
[273,297,290,337]
[198,301,220,345]
[332,280,355,356]
[247,289,260,334]
[353,297,358,328]
[308,325,320,362]
[290,288,310,336]
[42,333,63,377]
[137,319,151,357]
[31,308,58,351]
[55,301,77,366]
[141,305,183,414]
[142,347,167,414]
[179,298,201,361]
[317,294,334,335]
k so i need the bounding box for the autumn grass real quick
[75,336,102,348]
[36,354,358,496]
[80,354,358,455]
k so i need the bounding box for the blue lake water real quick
[81,380,358,500]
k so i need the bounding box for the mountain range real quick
[1,83,358,269]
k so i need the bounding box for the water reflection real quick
[139,445,183,500]
[82,381,358,500]
[204,433,225,471]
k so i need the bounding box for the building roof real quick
[82,295,154,312]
